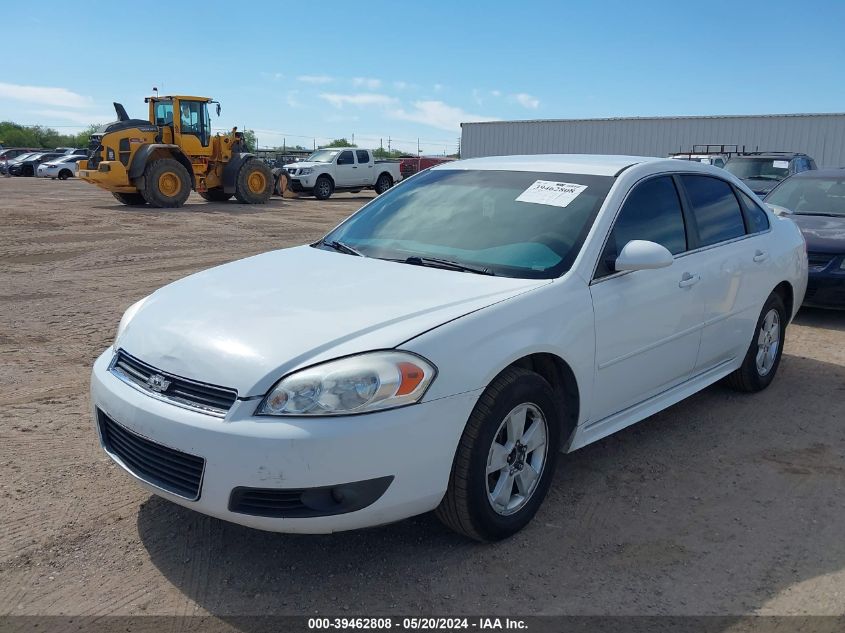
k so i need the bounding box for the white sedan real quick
[37,154,86,180]
[91,155,807,541]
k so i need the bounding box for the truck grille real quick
[807,252,835,271]
[98,410,205,500]
[110,350,238,417]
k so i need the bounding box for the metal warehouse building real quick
[460,113,845,168]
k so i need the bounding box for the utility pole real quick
[387,136,391,154]
[417,138,420,156]
[352,133,355,146]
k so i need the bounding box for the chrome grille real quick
[110,350,238,417]
[807,252,834,271]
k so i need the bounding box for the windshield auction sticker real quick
[516,180,587,207]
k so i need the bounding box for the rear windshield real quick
[321,168,615,279]
[726,158,790,180]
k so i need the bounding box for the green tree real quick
[242,129,257,152]
[320,137,356,148]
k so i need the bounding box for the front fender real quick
[128,144,195,188]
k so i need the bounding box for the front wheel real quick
[725,292,787,392]
[435,367,560,541]
[313,175,333,200]
[141,158,192,208]
[112,192,147,206]
[234,159,273,204]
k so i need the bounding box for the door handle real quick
[679,272,700,288]
[753,250,768,263]
[352,166,358,168]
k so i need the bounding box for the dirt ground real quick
[1,176,844,620]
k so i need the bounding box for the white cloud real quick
[389,100,495,132]
[297,75,334,84]
[491,89,502,97]
[472,89,484,106]
[352,77,382,89]
[433,83,444,92]
[32,109,113,125]
[394,81,409,90]
[0,82,93,108]
[320,93,397,108]
[512,92,540,109]
[286,90,302,108]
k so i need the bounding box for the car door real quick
[676,175,768,374]
[334,150,357,187]
[589,175,704,421]
[356,149,373,186]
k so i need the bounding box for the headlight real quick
[114,297,148,348]
[257,351,436,416]
[300,167,313,175]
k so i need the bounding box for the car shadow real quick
[89,199,289,216]
[137,353,845,625]
[794,306,845,332]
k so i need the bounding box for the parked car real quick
[2,151,43,176]
[37,154,87,180]
[670,153,728,168]
[0,149,39,175]
[399,156,455,179]
[92,155,806,541]
[9,151,64,176]
[283,148,402,199]
[725,152,817,196]
[764,169,845,308]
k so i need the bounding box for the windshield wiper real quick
[403,256,494,276]
[319,239,364,257]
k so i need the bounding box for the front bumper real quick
[804,272,845,308]
[91,349,480,533]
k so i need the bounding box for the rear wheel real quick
[374,172,393,194]
[435,367,560,541]
[313,175,333,200]
[112,192,147,206]
[141,158,191,208]
[198,187,233,202]
[58,169,73,180]
[234,159,273,204]
[725,292,787,392]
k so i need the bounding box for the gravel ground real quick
[1,176,844,619]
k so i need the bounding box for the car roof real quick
[434,154,663,176]
[729,152,807,160]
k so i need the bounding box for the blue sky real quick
[2,0,844,154]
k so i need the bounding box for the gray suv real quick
[725,152,817,196]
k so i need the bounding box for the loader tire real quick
[112,192,147,206]
[199,188,233,202]
[234,159,273,204]
[141,158,191,208]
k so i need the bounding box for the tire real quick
[374,172,393,195]
[725,292,787,392]
[58,169,72,180]
[274,171,289,197]
[112,192,148,206]
[199,187,233,202]
[234,159,273,204]
[435,367,561,541]
[313,175,334,200]
[141,158,191,208]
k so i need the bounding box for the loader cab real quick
[147,95,213,155]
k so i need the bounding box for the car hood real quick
[741,177,780,195]
[286,161,323,170]
[117,246,548,396]
[789,213,845,253]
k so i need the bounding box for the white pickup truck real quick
[283,148,402,199]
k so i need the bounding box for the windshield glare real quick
[726,158,790,180]
[307,150,340,163]
[321,168,614,279]
[766,178,845,216]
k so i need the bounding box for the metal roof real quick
[462,112,845,126]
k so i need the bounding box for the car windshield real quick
[320,168,615,279]
[306,150,340,163]
[725,158,790,180]
[765,177,845,217]
[12,153,38,161]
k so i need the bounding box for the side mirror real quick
[615,240,674,272]
[766,203,792,216]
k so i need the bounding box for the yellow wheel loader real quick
[78,96,273,208]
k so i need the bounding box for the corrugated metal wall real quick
[461,114,845,168]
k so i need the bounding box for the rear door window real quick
[737,190,770,233]
[680,175,746,247]
[356,150,370,164]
